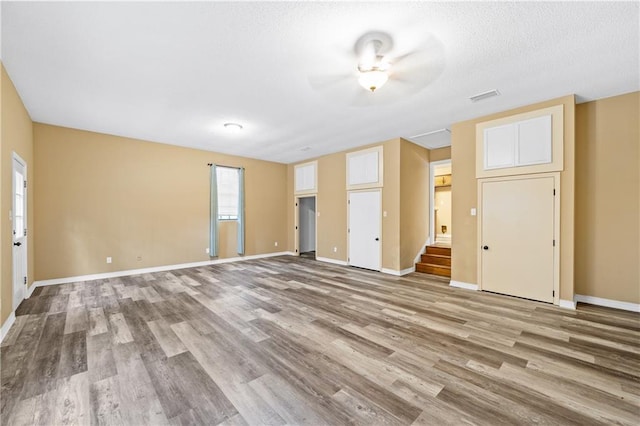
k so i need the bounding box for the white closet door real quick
[348,190,381,271]
[481,176,555,303]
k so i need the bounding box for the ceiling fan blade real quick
[307,73,353,91]
[388,35,446,92]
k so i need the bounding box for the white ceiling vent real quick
[469,89,500,102]
[408,128,451,149]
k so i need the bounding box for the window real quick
[217,166,239,220]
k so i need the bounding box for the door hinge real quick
[295,249,298,253]
[553,189,556,196]
[553,239,556,246]
[24,228,27,237]
[24,180,27,189]
[552,290,555,297]
[295,226,298,230]
[295,203,298,207]
[347,228,350,233]
[24,276,27,285]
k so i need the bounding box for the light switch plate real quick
[471,208,477,216]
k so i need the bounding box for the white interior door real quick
[480,176,555,303]
[12,154,28,310]
[348,190,381,271]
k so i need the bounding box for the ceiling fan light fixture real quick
[358,68,389,92]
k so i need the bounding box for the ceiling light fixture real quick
[358,68,389,92]
[469,89,500,102]
[223,122,243,133]
[357,39,390,92]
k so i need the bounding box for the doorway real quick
[430,159,452,245]
[296,196,316,259]
[348,190,382,271]
[479,174,558,303]
[12,153,28,310]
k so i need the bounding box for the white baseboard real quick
[575,294,640,313]
[27,282,37,298]
[449,280,478,291]
[32,251,295,289]
[558,299,576,310]
[316,256,348,266]
[382,267,415,276]
[0,312,16,344]
[414,237,431,264]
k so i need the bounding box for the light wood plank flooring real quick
[1,256,639,425]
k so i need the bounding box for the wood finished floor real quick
[1,256,639,425]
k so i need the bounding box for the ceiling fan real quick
[308,31,445,106]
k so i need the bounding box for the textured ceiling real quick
[2,2,638,164]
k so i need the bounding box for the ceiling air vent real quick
[469,89,500,102]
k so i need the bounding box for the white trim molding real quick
[382,267,415,277]
[32,252,295,289]
[316,256,348,266]
[558,299,576,310]
[0,312,16,344]
[449,280,478,291]
[575,294,640,313]
[27,282,38,298]
[414,237,431,265]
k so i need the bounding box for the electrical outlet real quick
[333,247,337,253]
[106,257,112,264]
[205,248,210,254]
[274,241,278,247]
[137,256,142,261]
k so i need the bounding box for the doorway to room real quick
[430,159,452,246]
[296,196,316,259]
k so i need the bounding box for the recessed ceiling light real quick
[223,122,243,133]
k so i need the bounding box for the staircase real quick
[416,245,451,277]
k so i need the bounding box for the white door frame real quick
[477,172,560,305]
[294,195,317,256]
[430,159,451,245]
[12,152,28,310]
[347,189,382,271]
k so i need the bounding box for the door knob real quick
[375,237,380,241]
[483,245,489,250]
[13,242,22,247]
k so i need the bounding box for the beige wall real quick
[33,124,288,281]
[400,139,430,270]
[429,146,451,162]
[382,140,401,270]
[451,95,576,301]
[575,92,639,304]
[1,64,34,326]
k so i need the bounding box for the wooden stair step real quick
[420,253,451,266]
[425,245,451,256]
[415,263,451,278]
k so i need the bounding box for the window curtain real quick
[237,168,245,255]
[209,164,219,257]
